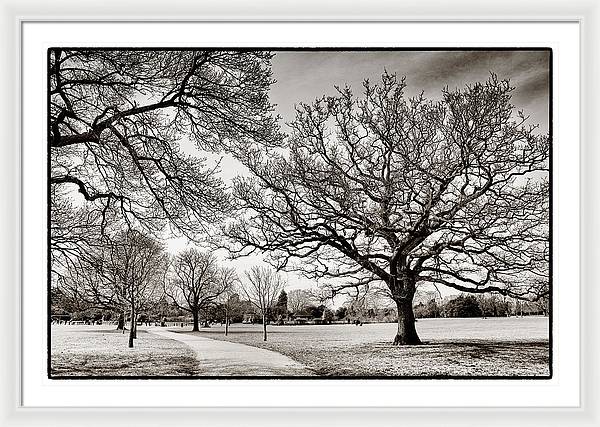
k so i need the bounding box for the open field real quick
[177,317,550,377]
[50,317,550,377]
[50,324,201,377]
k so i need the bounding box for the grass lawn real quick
[178,317,550,377]
[50,324,201,377]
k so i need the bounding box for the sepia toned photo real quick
[49,48,551,378]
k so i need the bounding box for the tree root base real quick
[392,334,423,346]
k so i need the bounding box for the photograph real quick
[48,48,551,379]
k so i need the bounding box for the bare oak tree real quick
[241,266,285,341]
[226,73,550,345]
[50,49,280,244]
[164,248,233,331]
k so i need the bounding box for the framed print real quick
[1,1,599,426]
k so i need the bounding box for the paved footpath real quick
[149,328,313,376]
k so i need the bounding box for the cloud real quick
[270,50,550,133]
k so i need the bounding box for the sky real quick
[270,50,549,132]
[212,49,550,185]
[172,50,551,302]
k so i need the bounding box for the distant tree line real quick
[413,293,549,319]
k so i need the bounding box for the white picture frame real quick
[2,1,598,426]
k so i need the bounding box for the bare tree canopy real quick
[50,49,281,240]
[287,289,313,314]
[164,248,234,331]
[226,72,550,344]
[50,186,108,276]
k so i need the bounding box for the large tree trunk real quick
[262,314,267,341]
[128,305,135,348]
[393,297,422,345]
[192,310,199,332]
[225,308,229,336]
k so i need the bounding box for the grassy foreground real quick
[50,325,201,377]
[179,319,550,377]
[50,318,550,377]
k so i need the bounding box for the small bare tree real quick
[105,230,167,347]
[287,289,313,315]
[217,268,240,336]
[165,249,232,331]
[242,266,285,341]
[60,229,167,347]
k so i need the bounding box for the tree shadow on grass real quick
[336,339,551,377]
